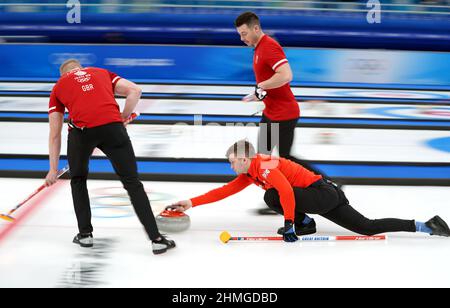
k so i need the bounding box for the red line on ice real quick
[0,180,67,244]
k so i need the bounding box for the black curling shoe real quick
[152,235,176,255]
[425,216,450,237]
[73,233,93,248]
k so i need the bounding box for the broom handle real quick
[229,235,386,242]
[5,166,70,216]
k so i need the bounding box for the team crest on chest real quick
[73,70,91,83]
[262,169,270,178]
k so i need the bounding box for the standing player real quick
[45,59,175,255]
[235,11,329,225]
[169,140,450,242]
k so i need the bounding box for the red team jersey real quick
[190,155,322,221]
[253,35,299,121]
[48,67,123,128]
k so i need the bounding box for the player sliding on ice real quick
[169,140,450,242]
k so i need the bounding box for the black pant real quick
[67,122,161,240]
[264,179,416,235]
[258,114,325,177]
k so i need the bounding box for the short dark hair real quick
[234,11,260,28]
[225,140,256,159]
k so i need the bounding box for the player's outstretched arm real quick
[168,175,252,212]
[167,200,193,212]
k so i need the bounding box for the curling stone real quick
[156,210,191,233]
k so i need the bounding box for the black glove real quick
[254,86,267,100]
[283,220,299,243]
